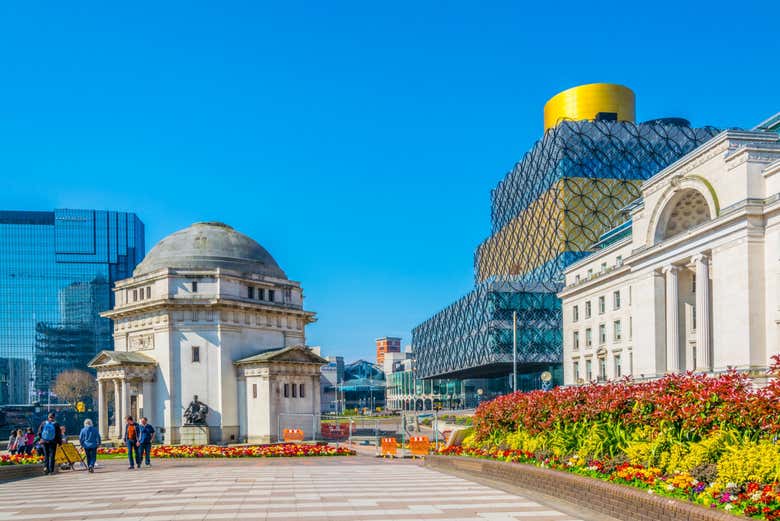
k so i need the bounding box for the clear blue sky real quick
[1,1,778,362]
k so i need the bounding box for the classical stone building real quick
[89,222,323,443]
[559,126,780,384]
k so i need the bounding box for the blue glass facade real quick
[0,209,144,405]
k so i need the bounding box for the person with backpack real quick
[78,418,101,473]
[137,417,155,468]
[123,416,141,469]
[37,412,62,475]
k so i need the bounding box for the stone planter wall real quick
[426,455,736,521]
[0,464,43,483]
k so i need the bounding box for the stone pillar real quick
[121,379,130,424]
[663,265,680,373]
[692,253,711,371]
[141,379,154,421]
[98,379,108,437]
[113,379,121,437]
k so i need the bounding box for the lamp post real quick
[512,310,518,393]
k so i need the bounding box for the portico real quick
[88,351,156,439]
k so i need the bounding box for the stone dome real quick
[133,222,286,278]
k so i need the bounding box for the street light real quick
[512,310,518,393]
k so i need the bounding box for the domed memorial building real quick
[89,222,323,444]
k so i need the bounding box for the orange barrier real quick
[380,437,398,457]
[409,436,430,457]
[282,428,305,442]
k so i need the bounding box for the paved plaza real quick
[0,456,591,521]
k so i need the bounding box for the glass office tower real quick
[0,209,144,405]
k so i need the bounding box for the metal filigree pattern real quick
[413,120,720,380]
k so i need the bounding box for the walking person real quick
[137,417,155,468]
[37,412,63,475]
[123,416,141,470]
[78,419,101,473]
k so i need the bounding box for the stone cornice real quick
[642,130,780,194]
[103,297,315,321]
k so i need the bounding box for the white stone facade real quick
[559,129,780,385]
[90,222,321,443]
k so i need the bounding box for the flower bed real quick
[452,356,780,519]
[97,443,354,458]
[0,453,43,466]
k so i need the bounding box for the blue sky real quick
[1,1,778,362]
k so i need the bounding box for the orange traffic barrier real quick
[282,428,305,443]
[380,437,398,457]
[409,436,430,457]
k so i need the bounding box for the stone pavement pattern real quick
[0,457,587,521]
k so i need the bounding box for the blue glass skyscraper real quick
[0,209,144,405]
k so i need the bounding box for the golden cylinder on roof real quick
[543,83,635,132]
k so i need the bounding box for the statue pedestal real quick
[180,425,209,446]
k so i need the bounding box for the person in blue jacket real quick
[137,417,155,468]
[78,418,101,473]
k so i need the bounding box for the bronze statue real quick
[183,395,208,425]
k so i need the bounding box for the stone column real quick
[141,379,154,420]
[98,379,108,437]
[663,265,680,373]
[121,379,130,424]
[692,253,711,371]
[113,379,121,438]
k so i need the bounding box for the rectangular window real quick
[192,346,200,363]
[258,288,265,300]
[299,383,305,398]
[599,324,606,344]
[629,351,634,375]
[613,290,621,310]
[616,255,623,266]
[252,383,258,399]
[572,361,579,381]
[598,296,605,314]
[586,359,592,381]
[585,328,592,347]
[133,289,138,302]
[268,289,275,302]
[283,383,290,398]
[139,288,144,300]
[192,280,198,292]
[585,301,592,318]
[573,331,580,350]
[292,383,297,398]
[573,305,579,322]
[575,274,581,283]
[692,305,697,331]
[587,268,593,278]
[599,358,607,380]
[146,286,151,299]
[248,286,254,299]
[600,262,607,273]
[615,354,622,378]
[614,320,622,341]
[692,275,696,293]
